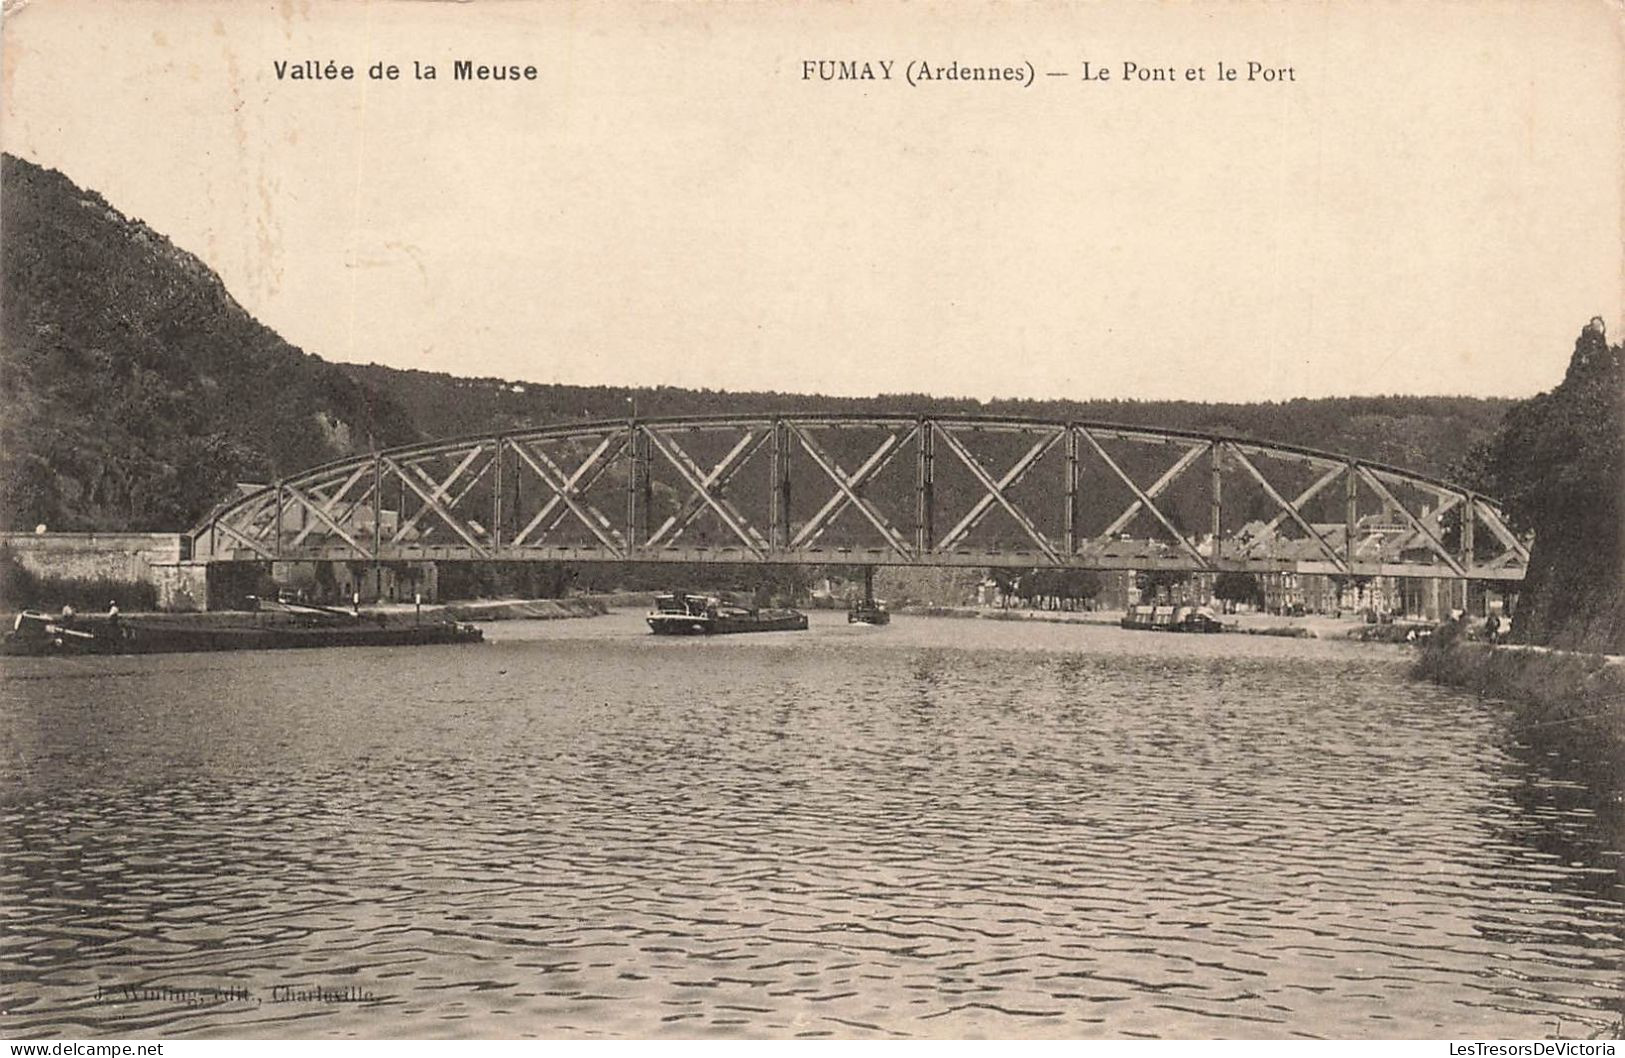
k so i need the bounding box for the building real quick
[272,560,439,605]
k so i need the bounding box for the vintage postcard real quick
[2,0,1621,1045]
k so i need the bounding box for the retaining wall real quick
[1,532,208,611]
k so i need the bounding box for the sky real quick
[2,0,1620,403]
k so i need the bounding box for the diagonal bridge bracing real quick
[192,413,1530,582]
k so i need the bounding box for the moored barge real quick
[2,609,483,656]
[846,566,890,625]
[1120,604,1225,633]
[847,599,890,625]
[647,592,808,635]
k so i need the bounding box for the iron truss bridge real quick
[190,414,1530,581]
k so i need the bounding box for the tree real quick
[987,567,1020,607]
[1135,569,1190,602]
[1059,568,1104,609]
[1213,571,1263,612]
[1015,569,1044,609]
[1459,319,1623,650]
[1327,573,1375,612]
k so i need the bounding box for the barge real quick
[846,566,890,625]
[2,609,483,656]
[1120,604,1225,633]
[647,592,808,635]
[847,599,890,625]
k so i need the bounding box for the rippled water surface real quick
[3,613,1621,1038]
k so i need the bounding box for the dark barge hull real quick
[2,618,483,656]
[647,613,809,635]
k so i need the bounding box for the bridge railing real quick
[189,413,1530,581]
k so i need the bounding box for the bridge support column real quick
[371,454,382,595]
[640,426,652,549]
[1209,442,1222,564]
[374,454,384,558]
[1345,463,1358,568]
[1066,427,1079,555]
[916,420,934,556]
[1460,493,1475,572]
[625,424,649,552]
[396,466,409,547]
[770,419,791,551]
[492,438,504,554]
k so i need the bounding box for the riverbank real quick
[896,604,1369,639]
[1413,639,1625,760]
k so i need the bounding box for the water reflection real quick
[2,614,1620,1038]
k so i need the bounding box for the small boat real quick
[1121,605,1174,631]
[847,598,890,625]
[1120,604,1225,633]
[647,592,808,635]
[845,566,890,625]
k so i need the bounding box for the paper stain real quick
[209,13,284,297]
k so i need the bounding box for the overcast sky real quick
[2,0,1620,402]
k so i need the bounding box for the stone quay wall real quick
[1,532,208,612]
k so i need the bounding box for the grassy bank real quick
[893,605,1372,639]
[1412,639,1625,759]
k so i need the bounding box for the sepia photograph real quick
[1,0,1621,1045]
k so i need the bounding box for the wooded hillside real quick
[341,366,1510,482]
[0,155,420,531]
[2,153,1519,537]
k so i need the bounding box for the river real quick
[2,612,1620,1039]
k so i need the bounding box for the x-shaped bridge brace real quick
[198,416,1530,581]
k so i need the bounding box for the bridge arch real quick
[190,412,1528,581]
